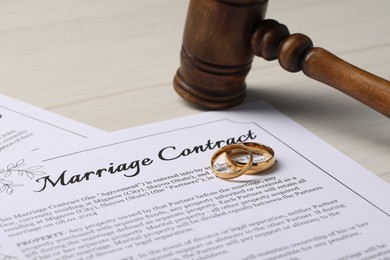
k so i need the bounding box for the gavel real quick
[173,0,390,117]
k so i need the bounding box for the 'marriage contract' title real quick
[35,130,257,192]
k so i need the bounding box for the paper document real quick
[0,101,389,259]
[0,94,104,157]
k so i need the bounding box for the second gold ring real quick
[226,142,276,175]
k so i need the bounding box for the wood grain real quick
[0,0,389,183]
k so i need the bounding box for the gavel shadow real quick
[240,86,390,148]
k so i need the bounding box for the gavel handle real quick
[252,20,390,117]
[303,48,390,117]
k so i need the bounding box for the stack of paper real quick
[1,94,389,260]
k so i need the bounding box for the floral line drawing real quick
[0,159,46,195]
[0,179,23,195]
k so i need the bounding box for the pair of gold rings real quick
[211,142,276,179]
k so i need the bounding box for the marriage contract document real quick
[0,101,389,260]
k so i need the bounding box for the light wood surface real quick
[0,0,389,183]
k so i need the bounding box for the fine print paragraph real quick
[1,166,385,260]
[0,129,35,154]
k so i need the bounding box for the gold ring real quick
[211,144,253,179]
[226,142,275,175]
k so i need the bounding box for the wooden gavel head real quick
[174,0,268,109]
[174,0,390,117]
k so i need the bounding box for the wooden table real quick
[0,0,389,183]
